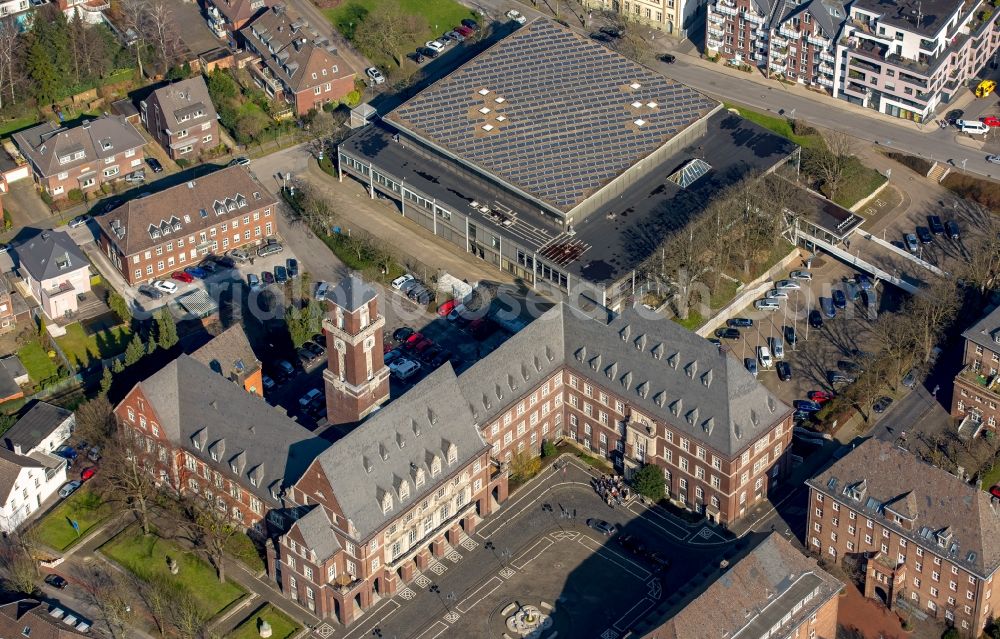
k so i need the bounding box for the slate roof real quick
[0,599,90,637]
[12,116,145,178]
[962,305,1000,353]
[651,533,841,639]
[458,304,791,456]
[290,505,342,563]
[385,19,718,214]
[322,274,377,313]
[146,77,218,133]
[208,0,266,25]
[14,229,89,282]
[95,165,277,257]
[241,6,353,95]
[137,355,329,506]
[772,0,846,37]
[313,364,490,541]
[0,447,40,504]
[808,438,1000,576]
[3,400,72,454]
[191,324,261,383]
[0,356,27,399]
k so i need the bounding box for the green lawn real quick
[16,340,59,383]
[101,527,246,618]
[34,489,110,551]
[0,115,39,138]
[225,533,265,574]
[982,463,1000,489]
[326,0,477,67]
[55,322,132,368]
[227,604,301,639]
[723,103,826,150]
[834,157,887,209]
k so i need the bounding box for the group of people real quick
[592,474,630,508]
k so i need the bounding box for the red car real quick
[455,24,474,37]
[81,467,96,481]
[807,390,834,403]
[414,338,434,353]
[171,271,194,283]
[982,116,1000,127]
[405,332,424,346]
[438,299,458,317]
[991,485,1000,500]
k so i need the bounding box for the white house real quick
[3,401,75,456]
[13,229,92,321]
[0,447,66,533]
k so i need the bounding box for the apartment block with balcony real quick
[95,166,277,285]
[240,5,355,116]
[834,0,1000,121]
[768,0,844,91]
[807,439,1000,634]
[140,76,220,160]
[12,116,145,198]
[952,305,1000,435]
[705,0,776,67]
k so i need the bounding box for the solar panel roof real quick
[385,19,718,213]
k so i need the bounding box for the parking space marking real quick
[577,536,651,580]
[627,502,690,541]
[413,621,450,639]
[601,630,619,639]
[415,574,432,588]
[613,597,654,632]
[444,611,460,624]
[456,576,504,613]
[476,479,595,538]
[511,537,553,569]
[342,600,399,639]
[499,567,516,579]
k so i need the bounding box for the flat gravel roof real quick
[385,19,717,213]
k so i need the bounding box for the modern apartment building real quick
[12,116,145,198]
[645,533,842,639]
[205,0,267,45]
[706,0,776,66]
[807,439,1000,634]
[95,166,278,285]
[835,0,1000,121]
[240,5,355,116]
[768,0,844,89]
[951,305,1000,434]
[140,77,220,160]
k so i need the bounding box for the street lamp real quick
[429,584,456,613]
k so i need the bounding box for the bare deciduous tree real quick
[96,429,160,535]
[72,564,135,639]
[169,493,240,583]
[352,0,427,67]
[804,131,854,201]
[0,17,19,109]
[0,530,38,595]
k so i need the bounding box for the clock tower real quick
[321,275,390,425]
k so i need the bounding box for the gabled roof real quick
[963,305,1000,353]
[14,229,89,282]
[808,438,1000,576]
[3,400,72,454]
[95,166,277,257]
[146,77,218,133]
[457,304,791,456]
[208,0,267,24]
[135,355,329,505]
[241,5,353,94]
[0,447,41,504]
[0,599,91,637]
[650,533,842,639]
[323,274,377,312]
[12,116,145,178]
[772,0,846,37]
[313,364,489,541]
[190,324,261,384]
[289,505,342,563]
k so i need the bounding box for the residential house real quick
[0,446,67,533]
[114,354,331,536]
[806,439,1000,634]
[768,0,844,90]
[190,323,263,396]
[643,533,842,638]
[240,5,355,116]
[0,599,92,635]
[13,229,91,320]
[205,0,267,45]
[94,166,278,285]
[0,356,27,403]
[835,0,1000,121]
[952,305,1000,434]
[705,0,778,67]
[2,400,75,457]
[140,77,221,160]
[12,116,145,198]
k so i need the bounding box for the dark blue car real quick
[184,266,208,279]
[832,289,847,309]
[794,400,822,412]
[819,297,836,319]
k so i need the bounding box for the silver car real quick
[987,154,1000,164]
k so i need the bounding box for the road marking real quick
[511,537,553,569]
[614,597,654,632]
[413,621,450,639]
[444,611,460,624]
[627,502,690,541]
[476,479,594,537]
[456,576,504,613]
[342,600,400,639]
[577,536,650,580]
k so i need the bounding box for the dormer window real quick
[193,439,202,450]
[399,481,409,500]
[249,475,258,487]
[210,451,218,461]
[447,444,457,465]
[382,493,393,514]
[431,456,441,477]
[415,468,425,487]
[230,462,238,473]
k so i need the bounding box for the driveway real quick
[3,179,55,231]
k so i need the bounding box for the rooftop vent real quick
[629,82,641,90]
[631,101,642,108]
[479,107,491,114]
[494,96,505,103]
[482,124,494,132]
[478,88,490,95]
[634,119,646,127]
[667,158,713,189]
[646,101,658,108]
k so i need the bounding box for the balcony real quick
[778,25,800,40]
[817,76,834,87]
[770,34,788,47]
[807,34,830,47]
[743,11,765,24]
[769,61,787,72]
[770,47,787,58]
[819,50,836,62]
[708,26,725,38]
[818,63,834,75]
[707,37,724,49]
[958,365,1000,393]
[849,56,881,73]
[708,11,724,24]
[714,3,738,16]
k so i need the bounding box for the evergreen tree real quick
[111,359,124,373]
[123,334,144,366]
[155,310,178,350]
[632,464,666,502]
[100,366,113,396]
[26,36,58,105]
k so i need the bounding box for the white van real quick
[957,119,990,135]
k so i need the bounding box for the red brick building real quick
[807,439,1000,634]
[12,116,145,198]
[644,532,842,639]
[140,77,221,160]
[205,0,267,45]
[952,305,1000,435]
[240,6,356,116]
[94,165,278,285]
